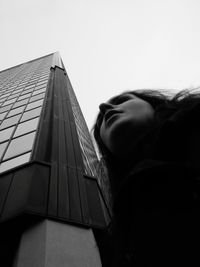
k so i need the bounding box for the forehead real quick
[109,93,140,104]
[109,93,132,102]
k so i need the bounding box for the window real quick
[0,142,8,159]
[0,111,7,120]
[36,81,47,86]
[2,98,17,106]
[21,88,33,95]
[20,107,42,122]
[12,88,23,94]
[0,126,15,143]
[14,117,39,137]
[26,99,44,111]
[17,93,32,101]
[32,88,46,96]
[0,114,21,130]
[12,98,28,109]
[0,104,13,113]
[29,93,45,103]
[3,131,36,160]
[7,92,21,100]
[7,106,25,118]
[1,92,10,98]
[25,84,35,90]
[35,84,46,91]
[0,96,8,102]
[0,152,31,173]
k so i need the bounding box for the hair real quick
[93,88,200,195]
[93,88,200,266]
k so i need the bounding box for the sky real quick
[1,0,200,129]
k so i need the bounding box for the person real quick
[93,89,200,266]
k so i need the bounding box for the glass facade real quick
[0,54,53,173]
[66,74,111,206]
[0,52,111,210]
[0,52,111,231]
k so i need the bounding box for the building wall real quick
[0,53,111,228]
[0,54,53,173]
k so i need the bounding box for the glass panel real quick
[26,99,44,111]
[25,84,35,89]
[7,106,25,118]
[0,111,7,120]
[17,93,32,101]
[12,98,28,109]
[0,126,15,143]
[0,104,13,113]
[20,107,42,122]
[3,131,36,160]
[32,88,46,96]
[0,142,8,159]
[35,84,46,90]
[0,96,8,101]
[36,81,47,86]
[1,92,10,98]
[29,93,45,103]
[0,114,21,130]
[21,88,33,95]
[14,117,39,137]
[2,98,17,106]
[12,88,23,94]
[0,152,31,173]
[7,92,21,100]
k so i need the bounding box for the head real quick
[93,88,200,191]
[94,89,168,158]
[99,94,156,159]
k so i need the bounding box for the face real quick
[99,94,155,158]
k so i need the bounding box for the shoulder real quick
[113,160,200,225]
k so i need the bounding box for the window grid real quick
[0,54,52,173]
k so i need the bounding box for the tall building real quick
[0,52,111,266]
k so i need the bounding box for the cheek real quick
[100,123,109,148]
[99,118,129,152]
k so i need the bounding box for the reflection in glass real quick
[0,126,15,143]
[14,117,39,137]
[0,152,31,173]
[3,131,36,160]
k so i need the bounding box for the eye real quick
[114,95,133,104]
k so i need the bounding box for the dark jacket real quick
[111,104,200,266]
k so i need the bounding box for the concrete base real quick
[14,219,102,267]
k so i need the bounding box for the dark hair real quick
[93,88,200,194]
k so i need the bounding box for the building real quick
[0,52,111,266]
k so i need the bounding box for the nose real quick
[99,102,114,114]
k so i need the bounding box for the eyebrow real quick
[110,94,135,104]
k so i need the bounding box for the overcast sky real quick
[1,0,200,129]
